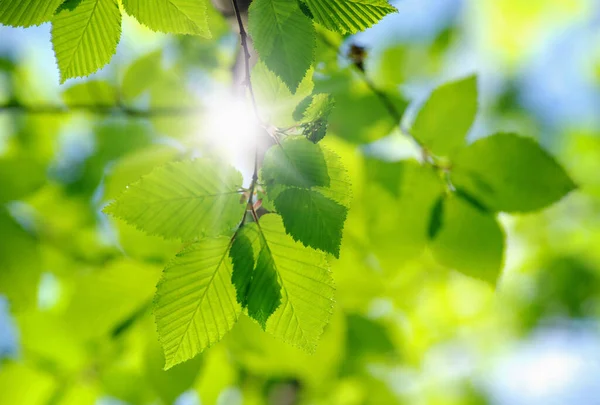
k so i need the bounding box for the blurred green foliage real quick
[0,1,598,404]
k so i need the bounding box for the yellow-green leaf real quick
[104,159,246,241]
[122,0,210,37]
[51,0,122,82]
[155,237,241,369]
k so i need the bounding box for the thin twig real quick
[231,0,261,224]
[316,32,431,160]
[230,0,261,122]
[0,101,197,117]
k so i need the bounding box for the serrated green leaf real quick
[275,188,347,257]
[412,75,478,157]
[261,139,352,215]
[257,214,334,352]
[314,144,353,207]
[62,80,117,106]
[0,0,64,27]
[51,0,122,83]
[301,93,335,122]
[298,93,335,143]
[430,195,505,284]
[232,224,282,328]
[252,61,314,127]
[303,0,397,34]
[262,137,330,189]
[104,159,246,241]
[451,133,577,213]
[155,237,241,369]
[230,232,255,308]
[249,0,315,91]
[122,0,210,36]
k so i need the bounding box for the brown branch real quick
[231,0,262,225]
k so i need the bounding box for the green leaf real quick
[51,0,122,83]
[301,93,335,122]
[0,208,41,311]
[0,362,55,405]
[230,232,256,308]
[257,214,334,352]
[62,80,117,106]
[275,188,347,257]
[313,144,353,207]
[412,75,478,156]
[154,237,241,369]
[303,0,397,34]
[365,160,444,270]
[262,139,352,214]
[252,61,315,128]
[63,259,160,340]
[0,0,64,27]
[121,50,162,103]
[262,137,330,189]
[451,133,577,213]
[297,93,335,143]
[249,0,315,91]
[232,224,282,328]
[0,155,45,204]
[104,159,246,241]
[316,71,408,143]
[430,195,505,284]
[122,0,210,36]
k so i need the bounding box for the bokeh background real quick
[2,0,600,404]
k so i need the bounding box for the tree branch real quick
[0,100,197,117]
[231,0,261,224]
[316,32,432,160]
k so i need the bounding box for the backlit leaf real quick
[249,0,315,91]
[259,214,334,352]
[303,0,397,34]
[104,159,246,241]
[122,0,210,37]
[51,0,122,82]
[262,137,330,189]
[232,224,282,328]
[154,237,241,369]
[0,0,64,27]
[275,188,347,257]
